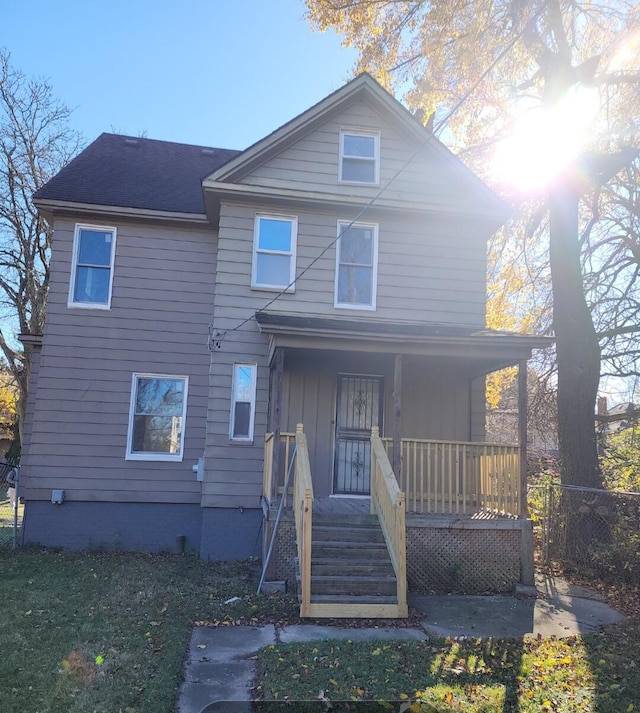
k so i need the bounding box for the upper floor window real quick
[230,363,257,442]
[252,214,297,291]
[339,131,379,184]
[68,224,116,309]
[126,374,188,461]
[335,221,378,310]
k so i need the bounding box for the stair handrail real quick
[370,426,408,617]
[293,423,314,617]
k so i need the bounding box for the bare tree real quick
[0,49,82,440]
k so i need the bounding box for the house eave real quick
[33,198,210,225]
[203,180,510,222]
[255,312,552,372]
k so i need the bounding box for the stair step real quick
[311,560,395,577]
[312,525,385,543]
[312,542,390,560]
[308,594,398,605]
[311,575,397,596]
[312,513,379,527]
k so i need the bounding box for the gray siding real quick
[241,102,490,216]
[204,98,491,507]
[214,203,486,326]
[23,217,217,505]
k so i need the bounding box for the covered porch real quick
[256,312,549,617]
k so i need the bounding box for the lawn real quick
[0,549,298,713]
[255,624,640,712]
[2,549,639,713]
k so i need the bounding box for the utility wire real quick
[211,5,546,346]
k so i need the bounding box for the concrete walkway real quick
[176,576,625,713]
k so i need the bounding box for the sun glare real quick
[493,86,600,195]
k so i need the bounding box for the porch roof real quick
[255,311,553,374]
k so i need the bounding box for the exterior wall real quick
[200,507,263,560]
[22,216,217,507]
[214,202,486,327]
[206,192,488,507]
[241,101,492,217]
[204,97,492,511]
[22,501,202,552]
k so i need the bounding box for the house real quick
[23,74,550,617]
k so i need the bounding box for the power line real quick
[210,4,547,348]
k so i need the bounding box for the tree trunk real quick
[549,186,602,489]
[549,185,608,562]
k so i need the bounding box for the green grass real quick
[3,549,639,713]
[0,549,298,713]
[256,624,640,712]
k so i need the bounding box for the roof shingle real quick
[34,133,239,214]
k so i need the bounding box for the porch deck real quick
[268,496,518,521]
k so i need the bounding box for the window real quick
[252,214,297,290]
[339,131,379,184]
[69,224,116,308]
[230,364,257,441]
[127,374,188,461]
[335,221,378,310]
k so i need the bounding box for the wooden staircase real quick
[297,511,403,618]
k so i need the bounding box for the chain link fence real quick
[0,462,20,549]
[529,481,640,585]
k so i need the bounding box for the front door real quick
[333,374,383,495]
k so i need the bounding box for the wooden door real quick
[333,374,383,495]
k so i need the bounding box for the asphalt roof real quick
[33,133,240,215]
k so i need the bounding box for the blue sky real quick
[2,0,357,150]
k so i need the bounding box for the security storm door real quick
[334,374,383,495]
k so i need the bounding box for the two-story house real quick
[24,74,548,617]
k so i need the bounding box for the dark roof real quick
[34,133,240,214]
[255,311,547,341]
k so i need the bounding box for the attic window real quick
[339,131,379,185]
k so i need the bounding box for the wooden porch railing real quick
[383,438,521,517]
[370,427,408,618]
[262,431,296,506]
[293,423,314,618]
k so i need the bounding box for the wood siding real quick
[22,217,217,504]
[240,101,492,217]
[213,202,486,326]
[205,97,491,506]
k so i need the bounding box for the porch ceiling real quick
[256,311,552,376]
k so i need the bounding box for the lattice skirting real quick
[270,520,297,590]
[270,521,522,594]
[407,526,521,594]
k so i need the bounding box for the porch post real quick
[270,347,284,503]
[393,354,402,479]
[518,359,528,518]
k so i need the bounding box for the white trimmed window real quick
[126,374,188,461]
[230,363,257,442]
[69,224,117,308]
[339,131,379,184]
[335,221,378,310]
[252,214,297,290]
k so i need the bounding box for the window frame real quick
[126,373,189,462]
[338,130,380,185]
[229,363,258,443]
[251,213,298,292]
[68,223,117,309]
[334,220,379,311]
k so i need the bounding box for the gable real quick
[203,74,508,222]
